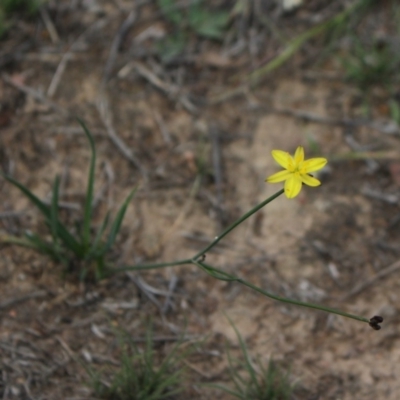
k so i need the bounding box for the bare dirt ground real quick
[1,1,400,399]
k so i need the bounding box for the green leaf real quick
[77,118,96,251]
[204,383,242,398]
[1,233,48,252]
[2,174,81,254]
[24,231,64,261]
[227,316,259,391]
[157,0,183,25]
[94,257,106,280]
[49,175,65,261]
[2,0,41,14]
[87,211,110,258]
[157,31,186,63]
[188,5,229,39]
[2,174,50,216]
[100,187,138,257]
[50,176,60,241]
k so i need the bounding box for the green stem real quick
[193,260,369,324]
[108,258,193,273]
[192,189,284,260]
[79,119,96,251]
[191,259,236,281]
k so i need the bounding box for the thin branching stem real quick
[192,260,370,324]
[116,189,371,326]
[192,189,284,260]
[111,258,193,273]
[117,191,283,273]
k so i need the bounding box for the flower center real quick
[292,161,307,175]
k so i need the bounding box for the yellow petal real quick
[294,146,304,164]
[302,158,327,173]
[284,175,302,198]
[271,150,292,170]
[266,170,292,183]
[301,174,321,187]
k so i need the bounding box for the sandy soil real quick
[1,1,400,399]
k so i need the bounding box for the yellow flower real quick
[266,146,327,199]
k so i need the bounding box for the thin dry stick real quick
[133,62,197,113]
[46,53,73,98]
[2,73,68,116]
[162,274,179,314]
[0,211,25,218]
[39,6,60,44]
[55,336,75,359]
[182,360,213,379]
[96,94,148,181]
[260,106,400,136]
[47,17,109,97]
[131,275,177,297]
[246,108,400,161]
[126,273,161,308]
[0,291,47,310]
[361,187,399,204]
[42,200,80,210]
[102,10,137,86]
[340,259,400,301]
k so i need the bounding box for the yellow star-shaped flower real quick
[266,146,327,199]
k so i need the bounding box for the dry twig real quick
[96,94,148,181]
[0,290,47,310]
[126,273,161,308]
[2,73,68,116]
[102,10,137,85]
[161,274,179,314]
[39,6,60,44]
[120,61,197,113]
[340,259,400,301]
[252,105,400,136]
[47,18,109,97]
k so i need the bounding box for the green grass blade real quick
[154,338,181,380]
[232,320,260,392]
[24,231,60,258]
[50,176,60,243]
[2,174,51,217]
[94,257,106,280]
[1,229,64,263]
[100,186,137,256]
[49,176,64,261]
[204,383,242,398]
[1,233,49,252]
[77,118,96,250]
[226,346,246,392]
[87,211,110,258]
[2,174,82,255]
[225,315,260,394]
[53,223,81,256]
